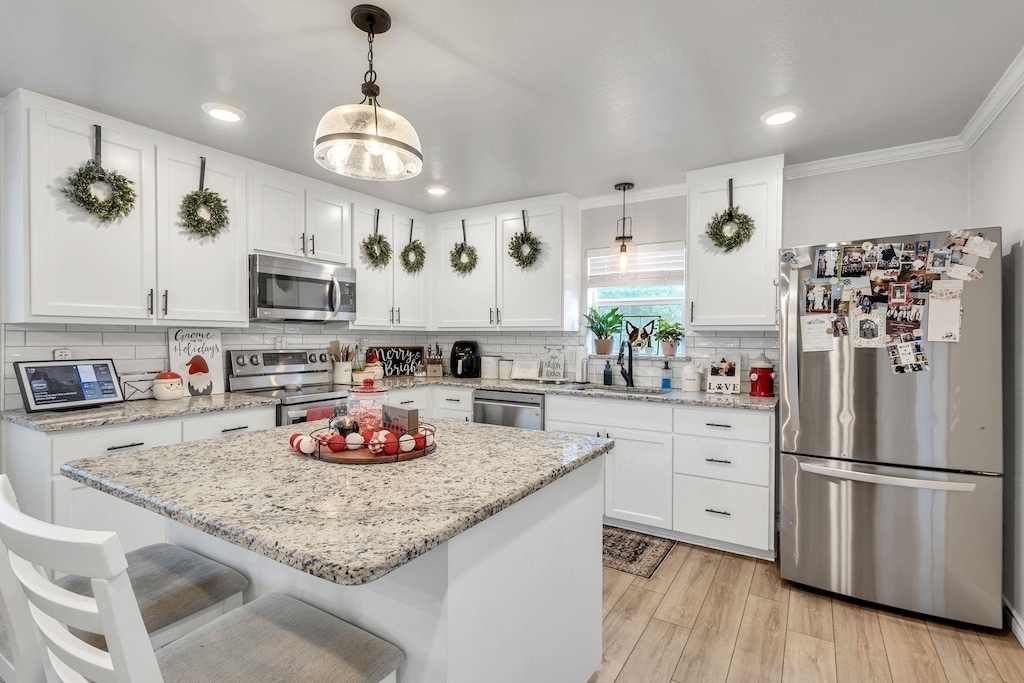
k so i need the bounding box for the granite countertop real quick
[61,418,612,585]
[2,393,281,432]
[375,377,779,411]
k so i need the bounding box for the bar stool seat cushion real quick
[157,593,405,683]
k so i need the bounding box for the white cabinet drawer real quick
[546,396,672,433]
[673,474,771,550]
[388,388,430,412]
[435,408,472,422]
[673,407,771,443]
[673,435,770,487]
[435,388,473,412]
[51,421,182,474]
[181,408,276,443]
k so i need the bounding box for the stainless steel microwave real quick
[250,254,356,321]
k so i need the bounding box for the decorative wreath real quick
[62,158,136,223]
[400,239,426,274]
[706,206,755,253]
[508,230,542,269]
[449,242,478,274]
[179,189,229,238]
[361,232,393,268]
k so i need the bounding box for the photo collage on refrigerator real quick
[800,230,997,374]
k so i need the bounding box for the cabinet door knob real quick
[147,288,154,315]
[705,423,732,429]
[496,308,501,325]
[705,508,731,516]
[301,232,307,254]
[162,290,169,316]
[489,308,494,325]
[107,442,144,451]
[396,307,401,324]
[390,308,394,325]
[310,234,316,254]
[705,457,732,464]
[221,426,249,433]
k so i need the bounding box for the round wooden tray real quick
[310,442,436,464]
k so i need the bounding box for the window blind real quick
[587,242,685,287]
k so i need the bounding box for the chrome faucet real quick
[617,341,634,387]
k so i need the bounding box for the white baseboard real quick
[603,517,776,561]
[1004,597,1024,646]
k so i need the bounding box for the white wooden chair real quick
[0,481,248,683]
[0,476,404,683]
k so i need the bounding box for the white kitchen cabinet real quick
[351,205,428,330]
[392,215,428,329]
[437,215,499,328]
[21,105,156,320]
[2,406,276,553]
[686,155,783,329]
[497,206,563,328]
[156,145,249,323]
[388,387,432,419]
[304,189,351,265]
[434,387,474,422]
[249,173,305,257]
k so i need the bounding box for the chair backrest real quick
[0,476,164,683]
[0,477,46,683]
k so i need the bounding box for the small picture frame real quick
[706,354,741,395]
[888,282,910,305]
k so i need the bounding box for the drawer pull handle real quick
[705,423,732,428]
[221,426,249,433]
[107,442,144,451]
[400,400,415,405]
[705,458,732,464]
[705,508,731,516]
[445,398,461,403]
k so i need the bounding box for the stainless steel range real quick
[226,349,348,425]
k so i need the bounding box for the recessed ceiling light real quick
[202,103,246,123]
[426,185,449,196]
[761,106,801,126]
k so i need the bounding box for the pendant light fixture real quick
[313,5,423,181]
[614,182,634,270]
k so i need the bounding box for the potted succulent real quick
[654,318,684,357]
[583,307,623,355]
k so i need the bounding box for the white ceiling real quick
[2,1,1023,212]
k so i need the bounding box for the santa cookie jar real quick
[748,352,776,398]
[153,372,185,401]
[185,355,214,396]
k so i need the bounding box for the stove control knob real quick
[319,353,328,363]
[309,353,318,363]
[236,356,246,366]
[250,355,261,366]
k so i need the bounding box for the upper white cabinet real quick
[249,173,305,257]
[435,199,579,331]
[686,155,783,329]
[304,189,351,265]
[1,93,249,325]
[351,204,428,329]
[438,215,498,328]
[497,206,563,328]
[156,145,248,323]
[23,107,157,320]
[249,176,352,266]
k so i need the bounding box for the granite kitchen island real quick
[61,418,612,683]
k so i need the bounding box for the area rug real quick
[602,526,675,579]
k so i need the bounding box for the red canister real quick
[748,352,776,398]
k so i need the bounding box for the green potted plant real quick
[583,307,623,355]
[654,318,684,357]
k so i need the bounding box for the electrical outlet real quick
[53,349,71,361]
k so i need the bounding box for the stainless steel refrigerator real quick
[779,227,1003,628]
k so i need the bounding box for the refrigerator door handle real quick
[798,462,977,492]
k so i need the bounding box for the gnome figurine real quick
[185,355,214,396]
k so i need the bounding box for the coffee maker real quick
[450,341,481,378]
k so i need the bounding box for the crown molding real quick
[784,136,967,180]
[961,44,1024,148]
[579,182,688,210]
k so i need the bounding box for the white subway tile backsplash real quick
[5,331,25,347]
[25,331,103,346]
[101,332,167,346]
[135,347,171,359]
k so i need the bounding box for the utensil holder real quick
[332,361,353,384]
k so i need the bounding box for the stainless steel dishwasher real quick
[473,390,544,430]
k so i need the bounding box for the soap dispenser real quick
[661,361,672,389]
[603,360,613,385]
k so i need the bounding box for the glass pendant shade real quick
[314,103,423,181]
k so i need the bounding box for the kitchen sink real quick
[566,385,672,396]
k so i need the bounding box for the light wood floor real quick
[591,543,1024,683]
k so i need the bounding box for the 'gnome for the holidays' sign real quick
[168,329,224,396]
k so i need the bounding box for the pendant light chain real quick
[364,22,380,138]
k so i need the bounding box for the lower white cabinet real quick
[547,395,777,558]
[387,387,432,417]
[2,406,275,552]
